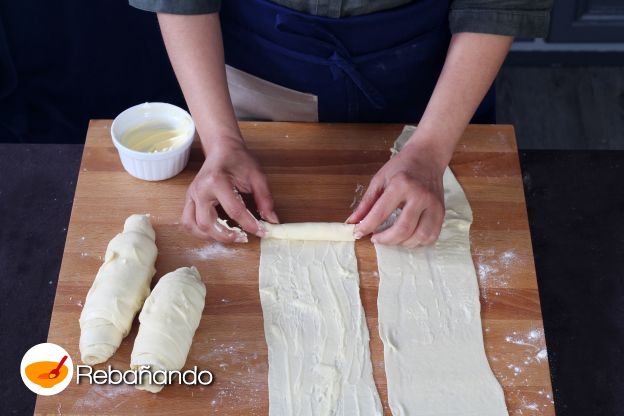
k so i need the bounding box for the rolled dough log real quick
[130,266,206,393]
[79,214,157,365]
[261,221,355,241]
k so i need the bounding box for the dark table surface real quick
[1,144,622,416]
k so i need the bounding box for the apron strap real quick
[275,13,387,109]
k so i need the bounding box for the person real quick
[130,0,551,246]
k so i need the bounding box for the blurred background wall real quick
[0,1,185,144]
[498,0,624,149]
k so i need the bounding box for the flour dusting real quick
[199,341,264,414]
[505,328,543,350]
[72,384,135,412]
[350,183,365,209]
[475,248,519,290]
[191,243,236,260]
[492,327,554,414]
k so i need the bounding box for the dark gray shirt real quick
[130,0,552,38]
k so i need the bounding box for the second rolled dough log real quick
[79,214,157,365]
[131,266,206,393]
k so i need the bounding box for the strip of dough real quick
[260,237,381,415]
[375,126,508,415]
[262,221,355,241]
[79,214,158,365]
[131,266,206,393]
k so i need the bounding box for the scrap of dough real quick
[261,221,355,241]
[215,218,248,243]
[375,126,508,415]
[130,266,206,393]
[79,214,158,365]
[260,237,381,415]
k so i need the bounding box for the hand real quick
[348,140,446,247]
[182,137,279,243]
[346,32,513,247]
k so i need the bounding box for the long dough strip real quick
[131,266,206,393]
[261,221,356,242]
[79,214,158,365]
[375,126,508,415]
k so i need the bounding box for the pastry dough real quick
[259,236,381,415]
[375,126,508,415]
[261,221,355,241]
[79,214,158,365]
[131,266,206,393]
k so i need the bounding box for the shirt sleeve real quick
[449,0,553,38]
[129,0,221,14]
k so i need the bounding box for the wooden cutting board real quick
[35,121,554,415]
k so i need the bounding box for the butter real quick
[121,120,190,153]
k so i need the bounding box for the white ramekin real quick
[111,102,195,181]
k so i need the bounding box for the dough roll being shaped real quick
[261,221,356,241]
[79,214,158,365]
[131,266,206,393]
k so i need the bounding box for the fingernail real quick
[255,218,267,237]
[266,211,279,224]
[345,213,354,223]
[234,234,248,243]
[371,236,378,244]
[354,231,363,239]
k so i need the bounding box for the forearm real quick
[157,13,242,151]
[403,32,513,168]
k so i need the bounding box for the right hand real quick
[181,137,279,243]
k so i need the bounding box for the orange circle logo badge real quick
[21,343,73,396]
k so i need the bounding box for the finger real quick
[194,196,217,233]
[370,201,424,245]
[194,198,240,243]
[407,207,444,248]
[186,191,243,243]
[402,233,425,249]
[197,201,246,243]
[181,198,215,241]
[181,195,196,231]
[354,188,404,238]
[251,175,279,224]
[214,183,263,236]
[346,178,383,224]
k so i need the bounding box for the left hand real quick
[347,139,446,247]
[346,32,513,247]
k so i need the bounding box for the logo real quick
[20,343,74,396]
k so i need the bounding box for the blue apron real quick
[220,0,495,123]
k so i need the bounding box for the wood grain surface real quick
[35,121,554,415]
